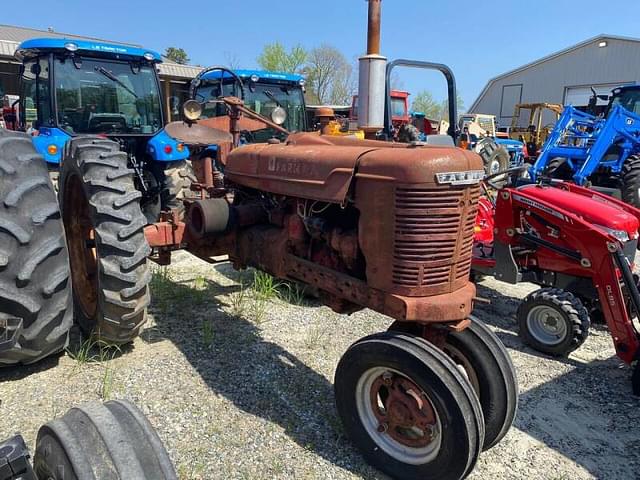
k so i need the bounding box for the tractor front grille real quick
[392,185,479,293]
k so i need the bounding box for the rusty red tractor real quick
[0,2,518,479]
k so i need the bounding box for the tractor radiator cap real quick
[165,121,233,146]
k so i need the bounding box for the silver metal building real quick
[469,34,640,128]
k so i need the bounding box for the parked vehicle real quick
[509,102,564,157]
[8,38,199,346]
[530,86,640,207]
[458,113,526,173]
[472,168,640,393]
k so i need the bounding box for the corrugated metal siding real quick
[471,38,640,127]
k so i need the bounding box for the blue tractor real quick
[10,38,196,344]
[530,85,640,206]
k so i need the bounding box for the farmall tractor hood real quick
[518,184,639,238]
[224,132,482,204]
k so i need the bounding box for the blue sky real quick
[7,0,639,110]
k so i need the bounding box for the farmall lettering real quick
[268,156,317,177]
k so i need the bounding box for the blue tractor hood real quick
[16,38,162,63]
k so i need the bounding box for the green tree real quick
[304,45,355,105]
[411,90,465,121]
[164,47,190,65]
[257,42,307,73]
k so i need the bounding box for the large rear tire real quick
[59,137,151,344]
[161,160,197,218]
[476,138,509,175]
[621,154,640,208]
[34,399,177,480]
[335,332,484,480]
[0,130,73,366]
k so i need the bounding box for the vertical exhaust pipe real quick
[358,0,387,137]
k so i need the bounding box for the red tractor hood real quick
[518,185,639,236]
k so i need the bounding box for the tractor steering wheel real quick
[189,66,245,103]
[483,165,529,191]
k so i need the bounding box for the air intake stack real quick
[357,0,386,137]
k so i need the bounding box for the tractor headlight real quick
[595,224,630,242]
[271,106,287,125]
[183,100,203,122]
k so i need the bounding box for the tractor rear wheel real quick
[161,160,197,218]
[59,137,151,344]
[621,154,640,208]
[517,288,589,356]
[398,124,422,143]
[0,130,73,365]
[476,138,509,175]
[334,332,484,480]
[34,399,177,480]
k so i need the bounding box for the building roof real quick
[469,34,640,112]
[0,24,202,79]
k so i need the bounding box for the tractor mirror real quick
[30,63,41,76]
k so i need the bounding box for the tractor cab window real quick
[390,98,406,118]
[610,89,640,116]
[20,57,52,130]
[54,56,162,135]
[197,80,306,141]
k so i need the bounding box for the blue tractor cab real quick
[530,85,640,206]
[191,68,307,145]
[11,38,197,345]
[15,38,192,220]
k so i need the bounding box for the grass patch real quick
[202,319,214,348]
[252,270,280,301]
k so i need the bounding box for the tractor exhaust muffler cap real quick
[436,170,485,186]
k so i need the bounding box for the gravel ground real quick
[1,250,640,479]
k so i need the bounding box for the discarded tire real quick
[59,137,151,344]
[0,130,73,366]
[34,399,177,480]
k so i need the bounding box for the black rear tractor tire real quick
[59,137,151,344]
[632,361,640,396]
[398,124,422,143]
[334,332,484,480]
[476,138,509,175]
[161,160,197,218]
[621,154,640,208]
[0,130,73,366]
[442,317,518,450]
[517,288,590,356]
[34,399,177,480]
[544,157,573,180]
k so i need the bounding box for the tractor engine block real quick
[187,132,483,325]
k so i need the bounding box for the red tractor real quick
[472,169,640,393]
[350,90,436,142]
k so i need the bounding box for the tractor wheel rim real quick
[526,305,567,346]
[63,173,99,320]
[355,367,442,465]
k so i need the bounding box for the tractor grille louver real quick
[392,185,479,290]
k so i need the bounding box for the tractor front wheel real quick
[59,137,151,344]
[161,160,197,218]
[441,317,518,450]
[334,332,484,480]
[621,154,640,208]
[517,288,589,356]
